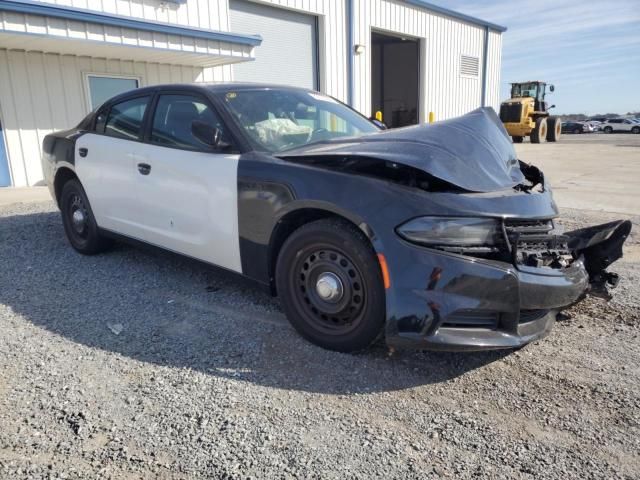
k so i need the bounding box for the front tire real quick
[275,219,385,352]
[530,117,548,143]
[60,179,113,254]
[632,126,640,134]
[546,117,561,142]
[604,126,613,133]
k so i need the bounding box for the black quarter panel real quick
[237,152,410,285]
[42,128,86,201]
[236,152,560,288]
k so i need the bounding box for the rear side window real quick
[104,96,150,140]
[150,94,227,150]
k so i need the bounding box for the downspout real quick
[481,25,489,107]
[346,0,355,107]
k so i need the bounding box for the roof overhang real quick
[402,0,507,32]
[0,0,262,67]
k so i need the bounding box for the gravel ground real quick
[0,200,639,479]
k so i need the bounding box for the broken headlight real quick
[397,217,501,247]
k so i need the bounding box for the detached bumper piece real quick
[566,220,632,300]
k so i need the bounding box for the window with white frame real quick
[85,74,140,111]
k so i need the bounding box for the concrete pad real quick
[515,133,640,216]
[0,186,52,206]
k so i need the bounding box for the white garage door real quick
[229,0,318,89]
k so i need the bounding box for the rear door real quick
[75,95,151,237]
[132,93,242,272]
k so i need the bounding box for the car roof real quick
[99,82,323,110]
[109,82,317,101]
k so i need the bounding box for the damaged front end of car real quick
[387,210,631,351]
[278,107,631,350]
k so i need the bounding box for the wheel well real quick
[53,168,78,206]
[268,208,370,295]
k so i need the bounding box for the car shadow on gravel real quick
[0,210,509,394]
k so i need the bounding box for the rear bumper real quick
[384,243,589,352]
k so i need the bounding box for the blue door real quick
[0,119,10,187]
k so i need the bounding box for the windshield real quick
[218,89,379,152]
[511,83,541,99]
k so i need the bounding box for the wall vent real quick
[460,55,479,77]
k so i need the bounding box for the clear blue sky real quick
[429,0,640,115]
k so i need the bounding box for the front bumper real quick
[384,245,589,351]
[383,220,630,351]
[415,309,558,351]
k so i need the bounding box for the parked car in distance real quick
[586,120,601,131]
[41,83,631,353]
[602,118,640,133]
[561,121,587,134]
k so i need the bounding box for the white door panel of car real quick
[75,133,142,238]
[77,92,243,273]
[133,144,242,273]
[76,94,152,239]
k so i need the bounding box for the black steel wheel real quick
[60,178,113,254]
[276,219,385,352]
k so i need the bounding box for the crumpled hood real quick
[279,107,526,192]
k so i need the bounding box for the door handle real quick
[137,163,151,175]
[79,148,88,157]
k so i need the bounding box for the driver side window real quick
[150,94,227,151]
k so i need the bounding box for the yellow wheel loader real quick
[499,81,562,144]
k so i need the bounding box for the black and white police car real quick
[43,83,630,352]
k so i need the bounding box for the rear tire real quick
[546,117,561,142]
[512,136,524,143]
[275,218,385,352]
[604,126,613,133]
[530,117,548,144]
[573,128,581,134]
[60,179,113,255]
[632,126,640,134]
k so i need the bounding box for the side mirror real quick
[549,85,555,92]
[549,104,556,109]
[369,118,388,130]
[191,120,231,150]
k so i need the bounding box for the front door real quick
[132,93,242,273]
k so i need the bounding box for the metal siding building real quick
[0,0,504,187]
